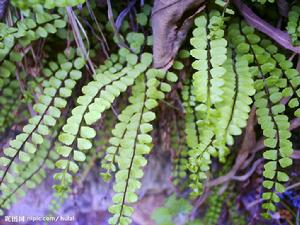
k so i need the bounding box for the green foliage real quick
[229,203,247,225]
[151,195,195,225]
[187,9,227,197]
[228,20,294,217]
[0,80,21,133]
[185,10,255,198]
[54,46,153,194]
[250,0,275,4]
[0,10,65,54]
[172,118,189,186]
[106,68,178,225]
[11,0,85,9]
[190,10,227,107]
[0,136,59,214]
[287,4,300,46]
[214,0,235,15]
[203,188,227,224]
[0,50,83,202]
[1,1,300,224]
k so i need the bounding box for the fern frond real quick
[182,83,200,150]
[107,69,177,225]
[182,81,211,196]
[172,116,189,186]
[169,51,191,186]
[0,50,84,192]
[0,135,59,214]
[54,49,153,193]
[213,49,255,160]
[108,75,149,225]
[186,10,232,196]
[188,128,215,197]
[204,188,227,224]
[250,0,274,4]
[173,146,189,186]
[260,39,300,118]
[100,104,138,182]
[228,20,293,217]
[190,10,227,110]
[287,4,300,46]
[0,12,67,88]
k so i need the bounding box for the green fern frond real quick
[190,10,227,109]
[0,135,59,214]
[182,78,212,196]
[0,49,84,192]
[228,20,293,217]
[54,47,153,193]
[213,49,255,160]
[0,11,67,96]
[172,118,189,186]
[287,4,300,46]
[250,0,275,4]
[182,83,200,150]
[260,39,300,118]
[186,11,254,197]
[107,69,177,225]
[185,10,228,197]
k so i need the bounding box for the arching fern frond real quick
[54,47,153,193]
[0,49,84,191]
[0,11,67,92]
[0,130,60,214]
[259,39,300,118]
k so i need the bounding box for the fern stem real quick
[115,74,147,224]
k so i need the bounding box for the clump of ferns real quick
[172,10,299,221]
[1,2,300,224]
[0,3,176,225]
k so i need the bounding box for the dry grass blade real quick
[67,6,95,74]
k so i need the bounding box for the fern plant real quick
[1,1,300,224]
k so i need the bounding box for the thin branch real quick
[231,159,263,181]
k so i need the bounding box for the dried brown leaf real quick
[151,0,206,69]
